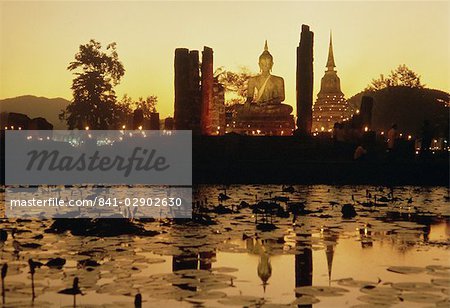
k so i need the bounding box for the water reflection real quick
[0,185,448,307]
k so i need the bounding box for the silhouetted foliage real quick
[348,87,449,137]
[118,94,158,121]
[365,65,424,91]
[137,96,158,118]
[214,67,254,105]
[61,39,125,129]
[116,94,134,124]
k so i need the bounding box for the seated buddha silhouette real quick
[237,41,293,118]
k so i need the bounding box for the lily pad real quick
[189,291,227,300]
[212,267,238,273]
[357,294,400,305]
[400,292,444,303]
[218,295,264,306]
[337,278,378,288]
[294,286,349,297]
[387,266,425,274]
[391,282,435,292]
[360,286,400,296]
[291,295,320,305]
[431,278,450,288]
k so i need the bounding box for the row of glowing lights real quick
[6,124,450,149]
[84,125,142,131]
[314,125,416,137]
[315,115,345,119]
[314,116,345,121]
[4,126,22,130]
[245,129,294,135]
[4,124,143,131]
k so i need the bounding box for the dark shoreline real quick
[193,135,449,186]
[1,134,448,186]
[193,160,448,186]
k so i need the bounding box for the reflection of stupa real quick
[245,238,272,292]
[312,33,349,132]
[323,228,339,284]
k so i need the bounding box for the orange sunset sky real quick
[1,1,449,117]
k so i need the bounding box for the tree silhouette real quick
[116,94,134,125]
[214,67,253,105]
[60,39,125,129]
[365,64,424,91]
[136,96,158,118]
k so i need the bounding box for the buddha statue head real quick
[258,40,273,74]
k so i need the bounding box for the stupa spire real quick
[264,40,268,51]
[326,31,336,71]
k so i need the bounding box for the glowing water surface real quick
[0,185,448,307]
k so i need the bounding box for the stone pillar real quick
[360,96,374,130]
[296,24,314,135]
[164,117,174,130]
[149,112,160,130]
[133,108,144,129]
[188,51,201,135]
[174,48,190,130]
[201,46,214,135]
[213,79,226,135]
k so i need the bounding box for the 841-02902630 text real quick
[9,197,183,208]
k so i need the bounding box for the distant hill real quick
[348,87,449,136]
[0,95,70,129]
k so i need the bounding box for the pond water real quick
[0,185,449,307]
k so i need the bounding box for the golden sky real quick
[1,1,449,117]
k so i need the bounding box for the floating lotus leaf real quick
[395,221,425,229]
[0,300,53,308]
[360,286,400,296]
[212,267,238,273]
[436,298,450,307]
[218,295,264,306]
[391,282,435,292]
[428,270,450,277]
[350,305,392,308]
[294,286,349,296]
[195,281,230,291]
[165,277,199,285]
[61,305,103,308]
[426,265,450,275]
[188,290,227,300]
[337,278,378,288]
[205,273,237,281]
[387,266,425,274]
[260,304,295,308]
[96,283,135,295]
[357,294,400,305]
[291,295,320,305]
[149,288,196,300]
[368,223,400,232]
[431,278,450,287]
[400,292,444,303]
[102,302,133,308]
[173,269,211,277]
[0,281,27,292]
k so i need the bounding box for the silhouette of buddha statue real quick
[237,41,293,118]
